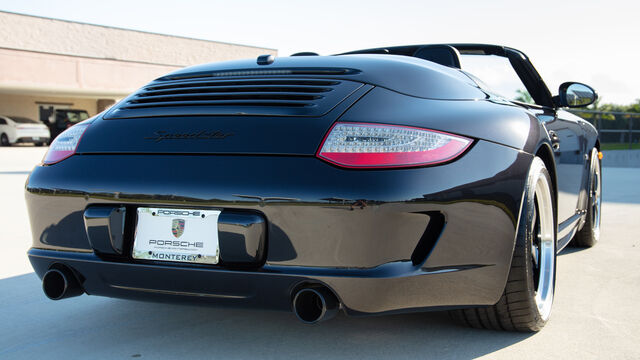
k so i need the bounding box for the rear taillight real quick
[316,122,472,168]
[43,123,90,165]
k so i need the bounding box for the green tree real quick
[515,89,533,104]
[575,99,640,148]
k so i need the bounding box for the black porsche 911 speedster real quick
[26,44,601,332]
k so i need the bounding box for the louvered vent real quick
[105,77,363,119]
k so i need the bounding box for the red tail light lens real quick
[317,122,472,168]
[43,123,90,165]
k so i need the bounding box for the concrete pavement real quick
[1,147,639,359]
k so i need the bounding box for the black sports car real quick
[26,44,601,332]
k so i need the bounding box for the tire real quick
[451,157,556,332]
[0,133,10,146]
[573,148,601,247]
[35,142,45,147]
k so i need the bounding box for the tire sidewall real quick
[575,148,601,247]
[587,148,602,242]
[514,157,557,328]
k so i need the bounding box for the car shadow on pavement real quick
[558,246,586,256]
[0,273,533,360]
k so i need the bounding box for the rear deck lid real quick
[77,77,367,155]
[78,55,484,156]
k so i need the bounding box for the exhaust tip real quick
[292,286,339,324]
[42,267,83,300]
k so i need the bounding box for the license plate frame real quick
[132,207,221,264]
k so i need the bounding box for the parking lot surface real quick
[1,147,639,359]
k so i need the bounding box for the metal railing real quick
[568,109,640,150]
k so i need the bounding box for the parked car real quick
[25,44,601,332]
[0,115,50,146]
[44,109,90,142]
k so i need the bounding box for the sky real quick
[1,0,638,104]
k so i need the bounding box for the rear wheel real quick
[573,148,601,247]
[0,133,9,146]
[35,142,45,147]
[451,157,556,332]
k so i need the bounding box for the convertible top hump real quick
[104,54,486,120]
[160,55,483,97]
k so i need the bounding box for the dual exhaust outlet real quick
[42,266,84,300]
[292,285,339,324]
[42,265,339,324]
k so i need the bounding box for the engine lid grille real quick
[105,78,363,119]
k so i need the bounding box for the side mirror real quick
[555,82,598,108]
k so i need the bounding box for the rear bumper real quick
[16,136,49,144]
[25,140,532,314]
[29,248,504,315]
[15,129,50,143]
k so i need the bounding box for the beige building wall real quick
[0,11,275,67]
[0,48,179,99]
[0,11,277,124]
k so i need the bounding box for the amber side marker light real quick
[598,151,603,160]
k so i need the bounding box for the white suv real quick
[0,116,51,146]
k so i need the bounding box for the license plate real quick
[33,137,40,141]
[132,207,221,264]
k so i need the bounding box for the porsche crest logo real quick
[171,219,185,238]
